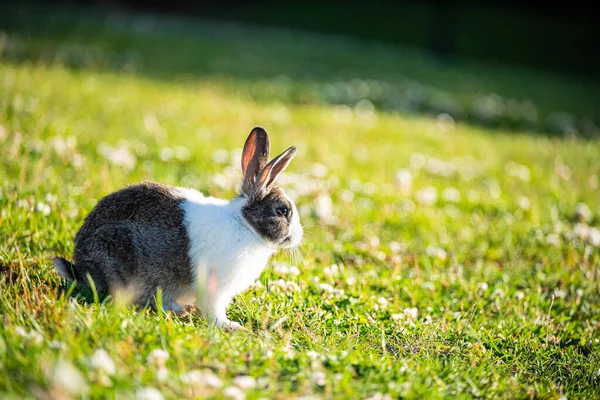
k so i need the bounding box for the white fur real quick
[175,187,294,330]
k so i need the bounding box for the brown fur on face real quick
[242,187,294,245]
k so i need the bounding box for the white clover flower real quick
[554,288,566,298]
[311,371,326,387]
[422,282,435,291]
[36,202,51,216]
[346,276,357,286]
[315,193,335,223]
[377,297,388,307]
[212,149,229,164]
[442,187,461,203]
[395,169,412,193]
[426,246,447,261]
[493,288,505,298]
[587,227,600,247]
[517,196,531,210]
[364,392,392,400]
[389,241,402,254]
[136,387,164,400]
[147,349,169,368]
[311,163,328,178]
[156,367,168,382]
[49,340,66,350]
[181,369,222,389]
[233,375,256,390]
[51,360,89,396]
[477,282,489,291]
[97,142,136,170]
[415,187,437,206]
[514,291,525,300]
[574,202,593,223]
[90,349,115,376]
[318,283,334,293]
[288,266,300,276]
[546,233,561,246]
[391,313,403,322]
[403,307,418,320]
[223,385,246,400]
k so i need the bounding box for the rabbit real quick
[52,126,303,330]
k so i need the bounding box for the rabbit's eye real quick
[276,207,289,217]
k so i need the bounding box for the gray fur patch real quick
[66,181,193,307]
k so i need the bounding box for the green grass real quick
[1,4,600,400]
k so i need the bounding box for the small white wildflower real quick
[391,313,403,322]
[576,289,583,297]
[415,187,437,206]
[377,297,388,306]
[147,349,169,368]
[289,266,300,276]
[410,152,426,169]
[156,367,168,382]
[404,307,418,320]
[173,146,191,161]
[477,282,489,291]
[514,291,525,300]
[442,187,461,203]
[422,282,435,291]
[346,276,357,286]
[212,149,229,164]
[493,288,505,298]
[554,288,566,298]
[181,369,222,389]
[315,193,335,223]
[136,387,164,400]
[517,196,531,210]
[364,393,392,400]
[389,241,402,254]
[273,263,289,274]
[323,264,339,277]
[90,349,115,376]
[45,193,59,204]
[395,169,412,193]
[51,360,89,396]
[159,147,174,162]
[340,189,355,203]
[233,375,256,390]
[546,233,561,246]
[36,202,51,216]
[223,385,246,400]
[307,350,320,360]
[574,202,593,223]
[426,246,447,261]
[587,227,600,247]
[311,163,328,178]
[49,340,66,350]
[97,142,136,170]
[319,283,334,293]
[311,371,327,387]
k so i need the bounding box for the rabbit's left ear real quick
[256,146,298,191]
[241,127,271,195]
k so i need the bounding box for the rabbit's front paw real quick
[216,318,246,332]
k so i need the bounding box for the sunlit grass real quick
[1,5,600,400]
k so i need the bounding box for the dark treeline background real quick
[12,0,600,80]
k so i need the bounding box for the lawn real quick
[1,4,600,400]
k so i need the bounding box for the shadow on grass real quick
[1,3,600,138]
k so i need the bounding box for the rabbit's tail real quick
[52,257,77,282]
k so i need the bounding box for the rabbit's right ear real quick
[241,127,271,195]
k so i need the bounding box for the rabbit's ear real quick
[241,127,270,195]
[256,146,298,192]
